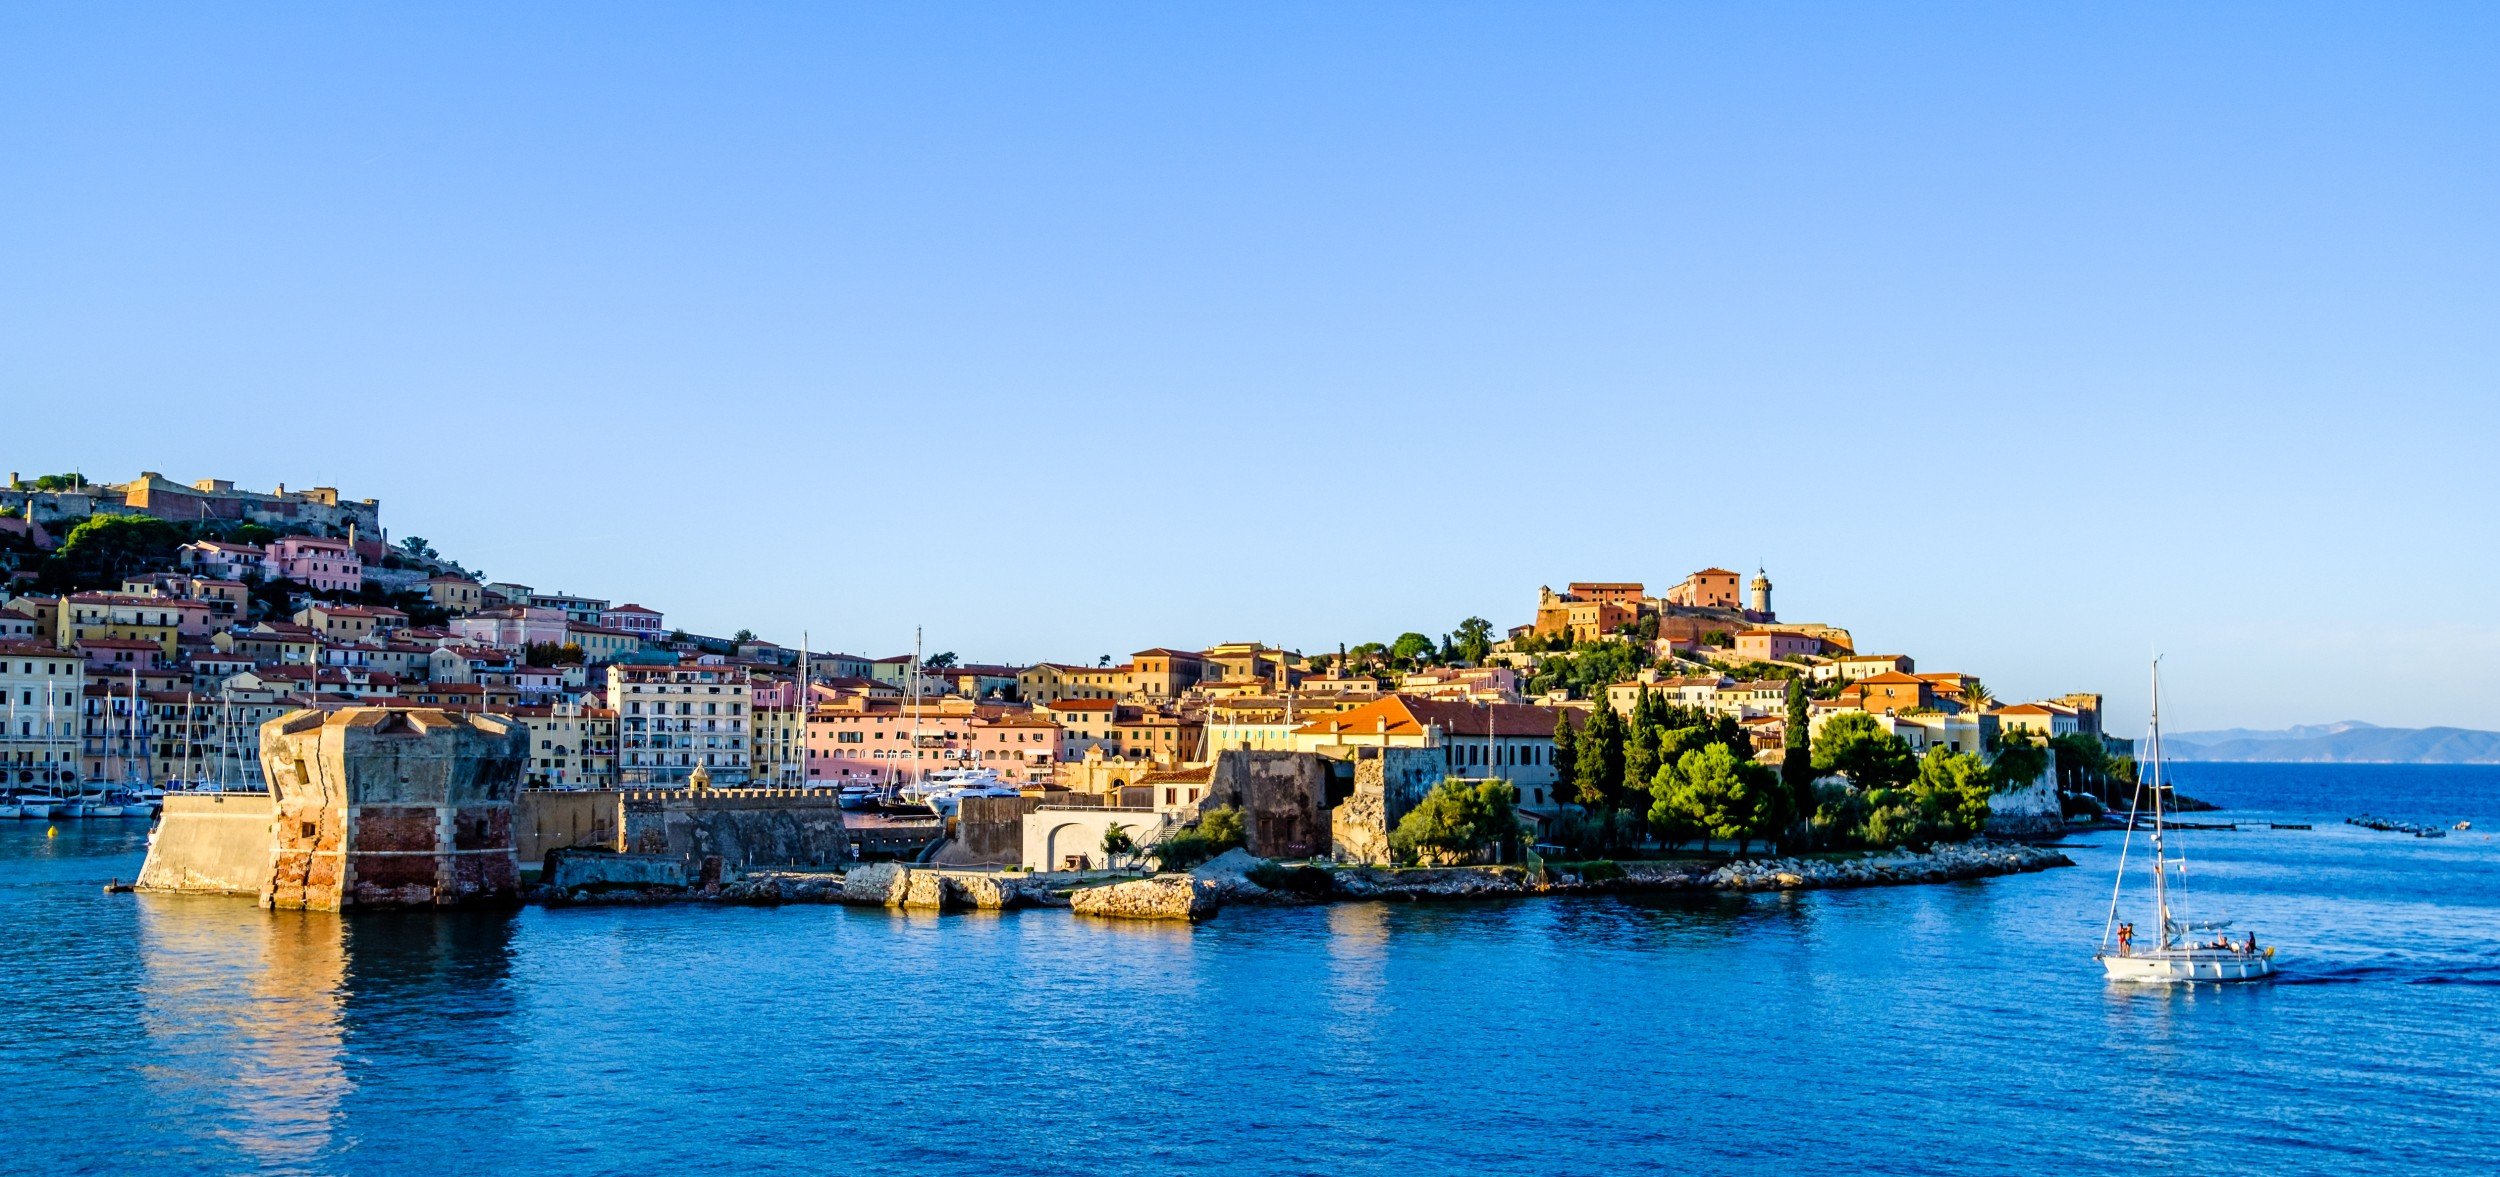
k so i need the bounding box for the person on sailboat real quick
[2116,922,2134,956]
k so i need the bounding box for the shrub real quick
[1152,805,1246,871]
[1246,862,1334,897]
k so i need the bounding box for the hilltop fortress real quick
[3,471,380,539]
[1526,569,1854,654]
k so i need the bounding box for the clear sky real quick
[5,4,2495,733]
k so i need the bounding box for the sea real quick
[3,762,2495,1176]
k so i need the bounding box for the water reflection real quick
[135,897,347,1175]
[132,897,526,1175]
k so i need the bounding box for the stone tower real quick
[1749,570,1773,617]
[258,707,530,910]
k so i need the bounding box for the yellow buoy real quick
[46,825,59,838]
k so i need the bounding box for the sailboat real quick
[2097,660,2278,983]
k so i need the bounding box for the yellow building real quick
[58,593,182,658]
[511,702,617,789]
[565,622,644,664]
[424,575,485,616]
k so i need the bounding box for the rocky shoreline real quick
[531,840,2073,920]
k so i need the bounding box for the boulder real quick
[901,869,961,911]
[840,862,909,906]
[1070,874,1219,921]
[1186,848,1270,899]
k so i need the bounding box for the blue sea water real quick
[3,762,2495,1176]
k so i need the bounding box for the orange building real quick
[1846,671,1935,716]
[1664,568,1743,609]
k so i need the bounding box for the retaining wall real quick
[618,788,852,871]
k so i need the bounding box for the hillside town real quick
[3,470,2129,866]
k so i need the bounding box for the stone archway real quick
[1045,822,1091,872]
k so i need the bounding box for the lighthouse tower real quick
[1749,569,1773,618]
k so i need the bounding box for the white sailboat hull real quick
[2100,949,2277,984]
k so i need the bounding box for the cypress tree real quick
[1575,704,1628,810]
[1550,709,1579,795]
[1781,678,1817,848]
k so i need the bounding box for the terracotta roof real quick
[1293,694,1573,739]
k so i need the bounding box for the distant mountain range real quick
[2166,722,2500,764]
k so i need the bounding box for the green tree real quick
[1453,616,1495,664]
[1389,632,1436,668]
[1781,678,1818,847]
[1101,822,1137,867]
[923,650,957,669]
[2050,732,2118,797]
[1154,805,1245,870]
[1651,744,1788,855]
[1958,677,1997,714]
[1550,709,1579,789]
[39,513,186,592]
[1912,748,1996,839]
[1390,778,1521,865]
[1812,712,1915,790]
[1623,719,1663,798]
[1987,727,2050,791]
[1573,703,1626,808]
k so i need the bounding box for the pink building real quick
[601,603,665,635]
[262,535,362,593]
[450,606,570,650]
[803,697,1062,785]
[1735,630,1821,662]
[177,540,266,581]
[78,637,165,672]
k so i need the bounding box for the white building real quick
[0,642,85,789]
[609,663,751,786]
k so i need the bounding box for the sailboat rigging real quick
[2097,659,2278,983]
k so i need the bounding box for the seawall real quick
[135,792,278,896]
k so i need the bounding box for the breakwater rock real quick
[1223,841,2071,904]
[532,842,2068,915]
[533,863,1068,910]
[820,863,1063,910]
[1069,875,1219,921]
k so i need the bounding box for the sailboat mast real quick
[2148,659,2172,948]
[909,626,923,790]
[798,630,809,789]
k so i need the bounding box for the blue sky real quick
[4,4,2495,732]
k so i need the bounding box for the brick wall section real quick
[258,707,529,911]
